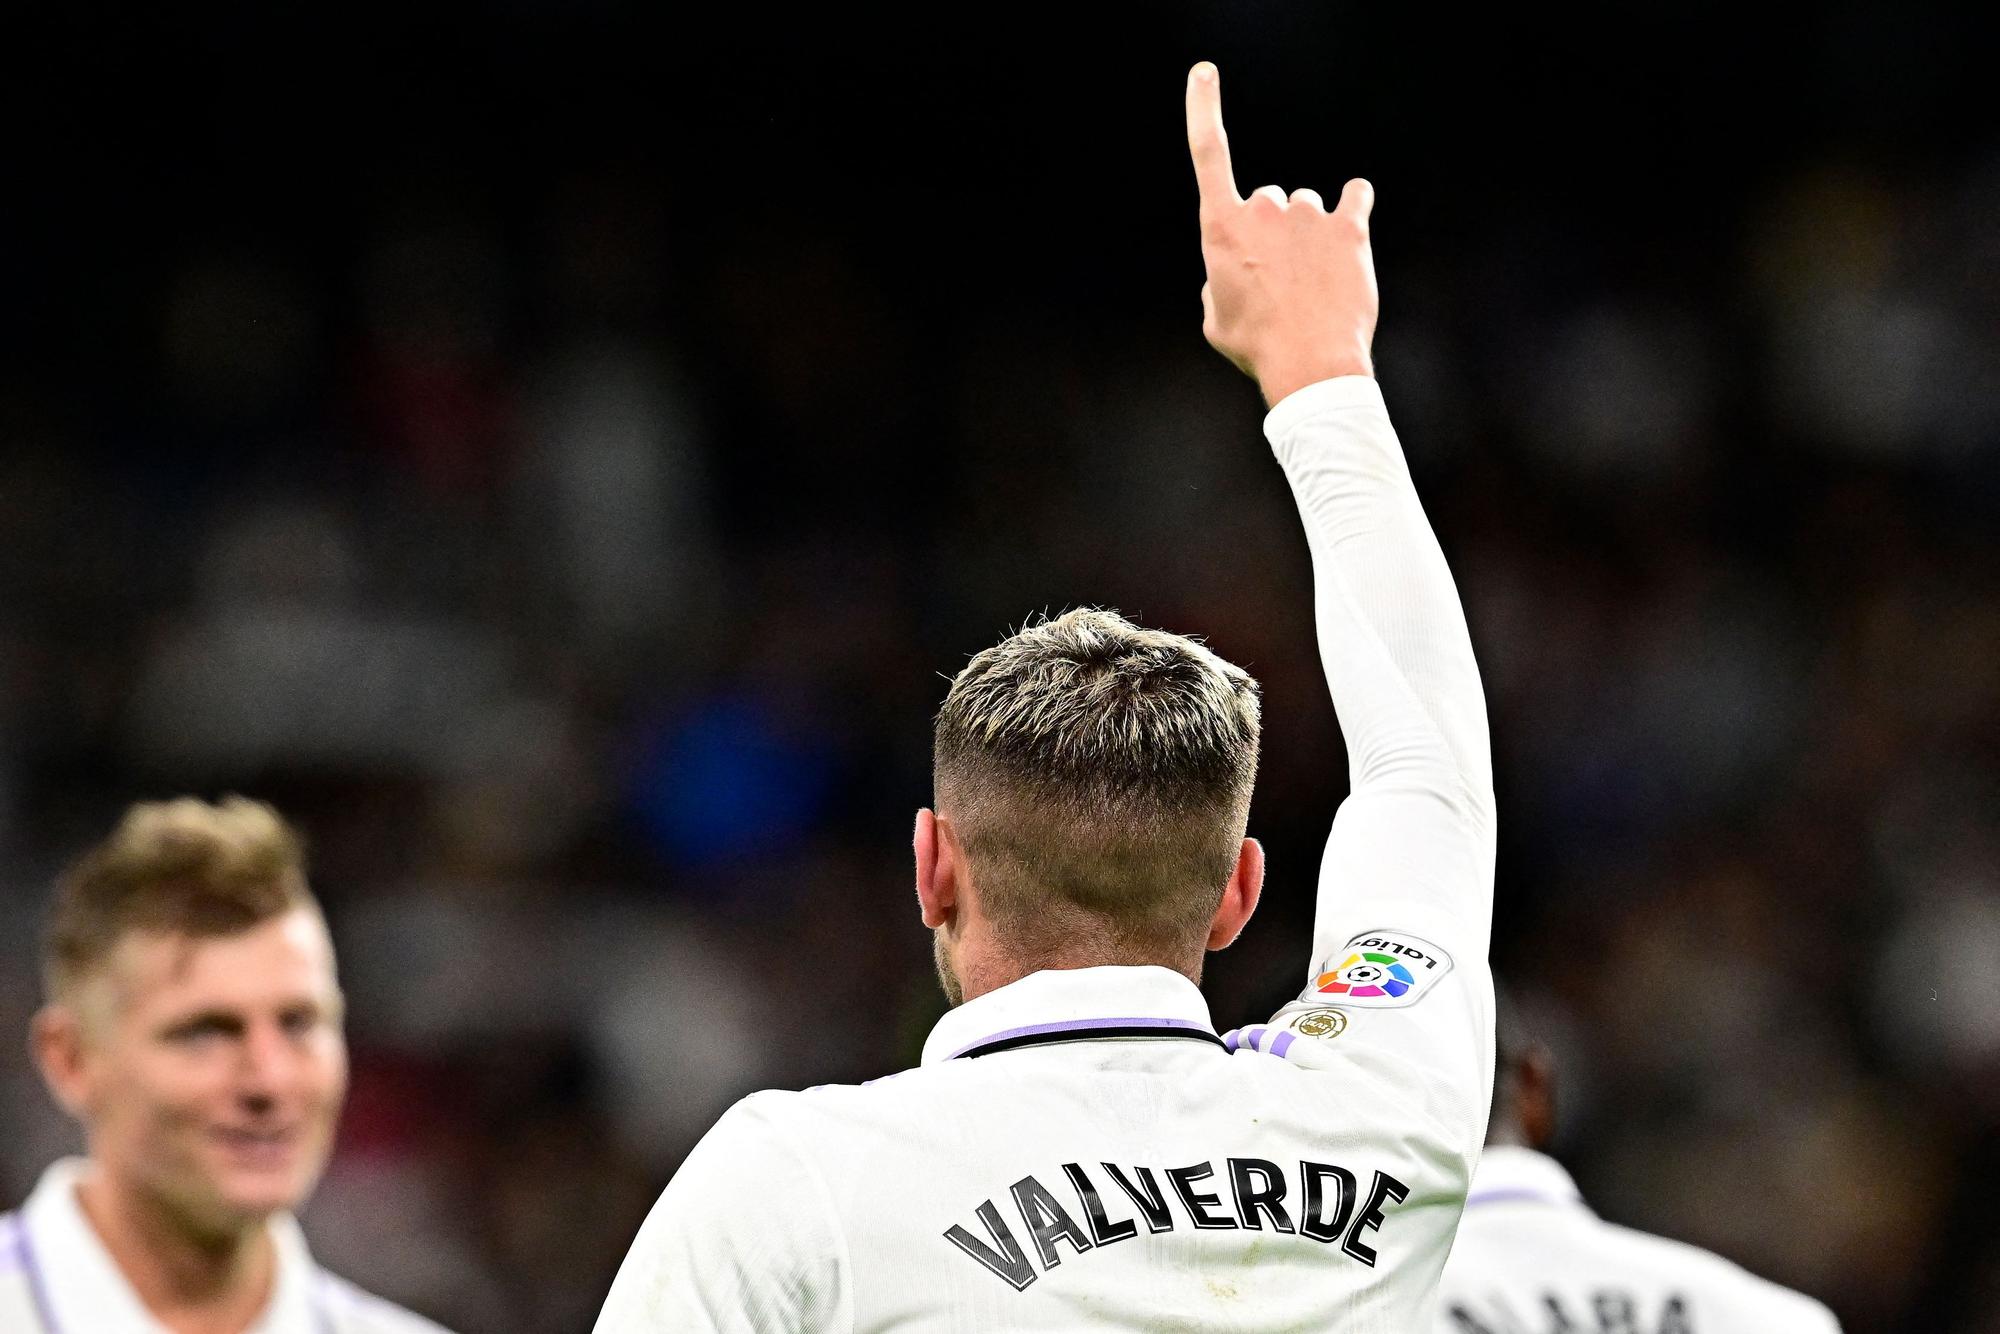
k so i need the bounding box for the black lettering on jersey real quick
[948,1155,1403,1291]
[1445,1309,1500,1334]
[942,1200,1037,1291]
[1525,1291,1693,1334]
[1010,1174,1093,1269]
[1593,1290,1639,1334]
[1341,1169,1409,1267]
[1062,1164,1138,1246]
[1543,1294,1585,1332]
[1166,1162,1238,1230]
[1228,1158,1296,1233]
[1101,1164,1175,1234]
[1299,1161,1358,1243]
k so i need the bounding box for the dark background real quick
[2,4,1995,1330]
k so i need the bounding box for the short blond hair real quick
[44,796,316,1001]
[934,609,1261,958]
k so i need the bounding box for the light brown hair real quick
[44,796,316,1002]
[934,608,1261,960]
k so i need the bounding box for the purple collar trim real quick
[17,1216,60,1334]
[1465,1187,1580,1209]
[948,1016,1222,1060]
[13,1210,336,1334]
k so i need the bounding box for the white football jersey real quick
[1436,1147,1842,1334]
[596,375,1498,1332]
[0,1158,452,1334]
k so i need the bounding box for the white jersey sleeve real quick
[1239,375,1496,1152]
[592,1094,851,1333]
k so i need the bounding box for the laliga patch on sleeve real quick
[1306,929,1454,1008]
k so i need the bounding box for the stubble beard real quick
[932,930,963,1007]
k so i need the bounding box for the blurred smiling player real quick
[1,797,451,1334]
[596,60,1495,1332]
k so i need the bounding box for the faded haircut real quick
[934,608,1261,958]
[43,796,317,1002]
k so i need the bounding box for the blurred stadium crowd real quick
[1,7,1994,1332]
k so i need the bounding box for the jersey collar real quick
[1464,1145,1592,1213]
[18,1157,325,1333]
[920,964,1223,1066]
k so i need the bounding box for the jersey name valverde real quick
[945,1152,1412,1289]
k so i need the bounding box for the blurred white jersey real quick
[1436,1147,1842,1334]
[0,1158,452,1334]
[596,376,1498,1332]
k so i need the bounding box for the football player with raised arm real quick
[1436,992,1842,1333]
[595,60,1496,1331]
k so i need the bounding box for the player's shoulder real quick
[1591,1217,1841,1330]
[316,1269,458,1334]
[700,1062,985,1164]
[726,1063,954,1128]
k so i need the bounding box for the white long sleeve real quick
[1267,374,1494,934]
[1251,374,1497,1159]
[1268,377,1491,811]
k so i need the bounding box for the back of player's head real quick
[1489,978,1557,1149]
[934,608,1261,959]
[43,795,319,1004]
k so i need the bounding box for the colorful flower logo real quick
[1315,950,1417,1000]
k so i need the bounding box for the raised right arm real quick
[1189,62,1494,1142]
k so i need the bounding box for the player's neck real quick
[1483,1118,1540,1152]
[74,1165,276,1334]
[951,930,1203,1004]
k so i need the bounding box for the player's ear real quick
[915,808,958,930]
[31,1004,95,1121]
[1206,837,1265,950]
[1518,1043,1558,1150]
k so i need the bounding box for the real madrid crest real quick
[1292,1008,1348,1039]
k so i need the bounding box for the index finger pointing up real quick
[1185,62,1240,211]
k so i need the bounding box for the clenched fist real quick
[1186,62,1379,406]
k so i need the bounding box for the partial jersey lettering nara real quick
[1447,1291,1695,1334]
